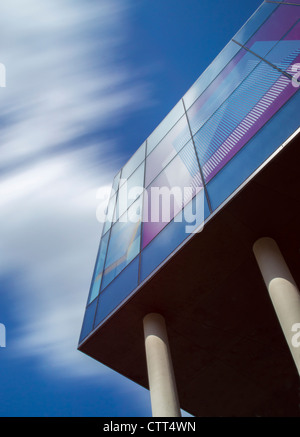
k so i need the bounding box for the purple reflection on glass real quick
[202,72,299,183]
[187,49,258,136]
[264,22,300,74]
[284,19,300,42]
[193,3,300,184]
[245,5,300,48]
[142,141,203,248]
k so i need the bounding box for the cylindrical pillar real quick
[143,313,181,417]
[253,237,300,375]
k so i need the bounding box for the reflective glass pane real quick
[121,142,146,181]
[87,232,109,304]
[115,162,144,221]
[183,41,241,110]
[142,140,203,249]
[102,192,116,235]
[234,4,300,60]
[233,3,278,51]
[145,115,191,187]
[101,197,142,290]
[281,0,300,4]
[264,20,300,76]
[140,190,210,283]
[111,171,120,194]
[194,59,299,184]
[187,48,260,136]
[147,100,185,154]
[95,257,139,327]
[79,298,97,343]
[206,87,300,211]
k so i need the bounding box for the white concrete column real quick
[253,237,300,375]
[143,313,181,417]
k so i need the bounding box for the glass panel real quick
[111,171,120,195]
[206,88,300,211]
[194,59,299,184]
[233,3,279,51]
[115,162,144,221]
[102,192,117,235]
[263,20,300,76]
[87,232,109,304]
[101,197,142,290]
[79,298,97,343]
[142,140,203,249]
[281,0,300,4]
[94,257,139,327]
[121,142,146,181]
[145,115,191,187]
[140,190,210,283]
[234,4,300,60]
[147,100,185,154]
[187,48,261,136]
[183,41,241,110]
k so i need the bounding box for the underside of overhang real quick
[79,131,300,417]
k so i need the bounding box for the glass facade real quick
[142,140,203,248]
[79,1,300,344]
[101,197,142,290]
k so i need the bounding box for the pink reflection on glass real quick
[142,141,203,248]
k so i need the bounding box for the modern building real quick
[78,0,300,417]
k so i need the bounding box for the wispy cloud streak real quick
[0,0,150,381]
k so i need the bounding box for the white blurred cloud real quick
[0,0,150,380]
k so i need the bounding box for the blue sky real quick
[0,0,262,417]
